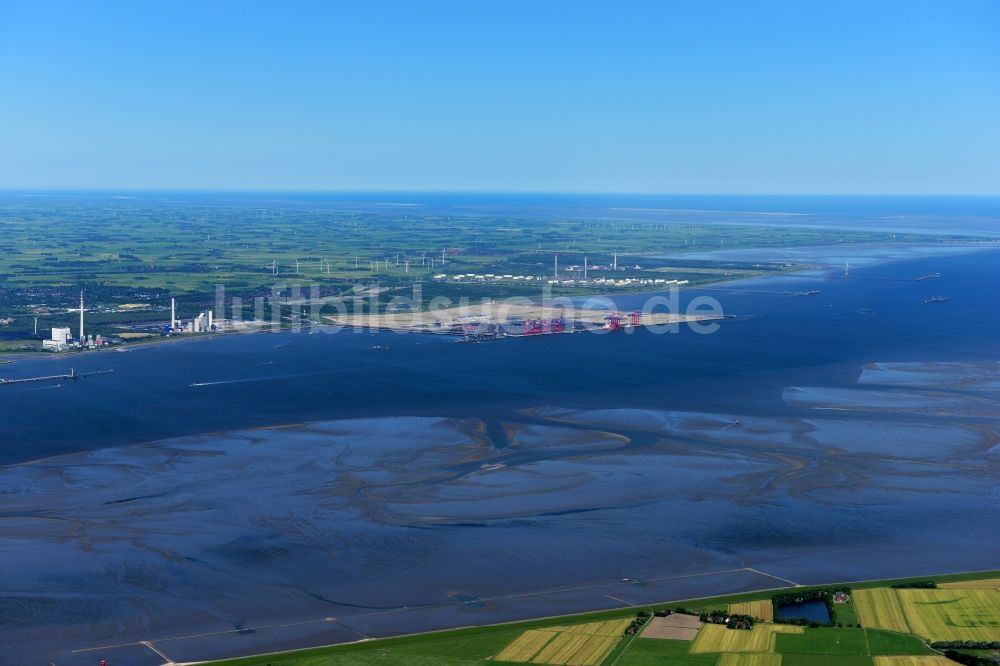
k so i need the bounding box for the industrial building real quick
[42,327,71,351]
[169,298,217,334]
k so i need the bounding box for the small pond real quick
[774,599,830,623]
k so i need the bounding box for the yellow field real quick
[940,577,1000,590]
[896,588,1000,641]
[494,619,628,665]
[556,619,631,637]
[531,633,616,665]
[532,634,591,664]
[689,623,803,654]
[854,588,911,633]
[873,657,955,666]
[495,629,558,662]
[729,600,774,622]
[716,654,782,666]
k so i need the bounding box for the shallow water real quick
[1,247,999,664]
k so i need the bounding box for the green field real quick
[774,627,869,656]
[199,571,1000,666]
[615,638,716,665]
[865,630,936,656]
[782,657,873,666]
[835,597,861,626]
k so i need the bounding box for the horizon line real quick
[2,188,1000,198]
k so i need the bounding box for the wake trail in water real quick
[190,371,325,387]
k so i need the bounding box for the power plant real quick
[167,299,218,334]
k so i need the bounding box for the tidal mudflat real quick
[4,359,998,664]
[3,249,1000,664]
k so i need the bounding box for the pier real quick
[0,368,114,385]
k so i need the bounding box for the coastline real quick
[145,569,1000,665]
[3,239,990,362]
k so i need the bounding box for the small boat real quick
[796,290,821,297]
[924,296,950,304]
[916,272,941,281]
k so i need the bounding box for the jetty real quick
[0,368,114,385]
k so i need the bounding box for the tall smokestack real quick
[79,291,84,341]
[171,298,176,330]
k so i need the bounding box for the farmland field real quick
[615,638,717,666]
[854,589,911,634]
[730,600,775,622]
[495,629,558,662]
[689,623,804,654]
[530,633,614,665]
[872,657,954,666]
[774,627,868,656]
[717,654,782,666]
[782,657,873,666]
[494,618,629,665]
[555,620,631,637]
[864,629,935,656]
[940,577,1000,590]
[895,588,1000,641]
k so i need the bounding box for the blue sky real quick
[0,1,998,193]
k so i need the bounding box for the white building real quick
[42,327,72,351]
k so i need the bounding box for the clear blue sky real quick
[1,1,998,193]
